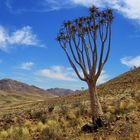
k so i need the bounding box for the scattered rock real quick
[81,123,95,133]
[96,118,104,127]
[81,118,106,133]
[116,115,121,121]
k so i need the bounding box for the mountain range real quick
[46,88,74,96]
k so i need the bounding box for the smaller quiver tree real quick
[57,6,113,124]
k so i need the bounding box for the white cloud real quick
[6,0,140,22]
[37,65,109,84]
[9,26,38,46]
[38,65,77,81]
[97,70,109,85]
[8,0,140,24]
[0,25,43,51]
[0,26,8,50]
[20,62,34,70]
[72,0,103,7]
[72,0,140,22]
[121,56,140,67]
[6,0,74,13]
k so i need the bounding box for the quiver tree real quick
[57,6,113,124]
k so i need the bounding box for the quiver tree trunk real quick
[88,83,103,124]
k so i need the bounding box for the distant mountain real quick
[0,78,52,100]
[47,88,75,96]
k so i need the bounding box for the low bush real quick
[39,127,64,140]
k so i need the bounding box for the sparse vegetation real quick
[0,68,139,139]
[0,74,140,139]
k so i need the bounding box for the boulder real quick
[81,118,106,133]
[81,123,95,133]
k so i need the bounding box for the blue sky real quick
[0,0,140,90]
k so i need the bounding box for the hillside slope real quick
[98,67,140,95]
[0,68,140,140]
[59,67,140,101]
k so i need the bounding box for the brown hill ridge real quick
[0,78,52,100]
[47,88,74,96]
[0,67,140,101]
[63,67,140,101]
[0,78,45,93]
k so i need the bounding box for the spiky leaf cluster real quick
[56,6,113,45]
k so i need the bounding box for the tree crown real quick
[57,6,113,83]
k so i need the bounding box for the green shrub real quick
[36,121,47,131]
[66,111,76,120]
[72,101,81,108]
[33,111,43,119]
[39,127,64,140]
[47,119,59,130]
[60,105,68,115]
[32,111,47,123]
[119,99,136,113]
[0,130,9,139]
[107,106,116,114]
[48,105,55,113]
[3,126,31,140]
[68,118,80,127]
[24,120,32,128]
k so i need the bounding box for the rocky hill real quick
[47,88,74,96]
[62,67,140,101]
[98,67,140,95]
[0,78,52,100]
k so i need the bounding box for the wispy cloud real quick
[20,62,34,70]
[72,0,140,22]
[121,56,140,67]
[72,0,103,7]
[5,0,74,13]
[5,0,140,23]
[37,65,77,81]
[37,65,109,84]
[0,25,44,51]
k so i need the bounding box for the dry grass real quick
[0,68,140,139]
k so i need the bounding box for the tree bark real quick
[88,82,103,124]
